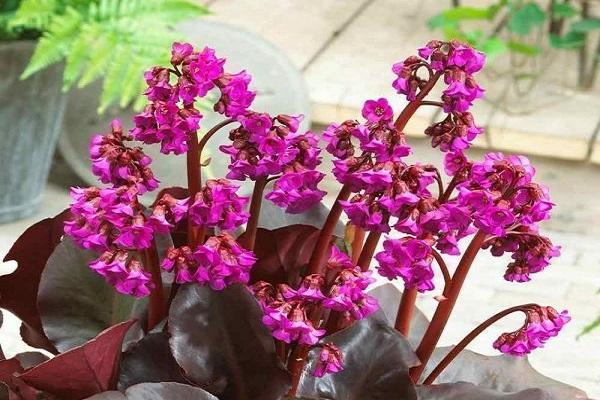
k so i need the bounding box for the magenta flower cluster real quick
[162,233,256,289]
[493,306,570,356]
[221,112,327,214]
[251,245,377,351]
[131,43,255,155]
[393,40,484,152]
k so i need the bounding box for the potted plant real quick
[0,0,207,223]
[0,40,590,399]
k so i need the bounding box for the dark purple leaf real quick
[296,311,419,400]
[169,284,291,400]
[86,382,219,399]
[416,382,553,399]
[422,347,589,400]
[257,199,345,237]
[0,210,69,354]
[13,353,49,370]
[244,225,321,286]
[37,238,146,352]
[118,332,190,390]
[18,320,136,399]
[368,283,430,349]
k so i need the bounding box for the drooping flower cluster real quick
[393,40,485,151]
[251,246,377,356]
[162,233,256,290]
[493,306,570,356]
[221,111,327,213]
[453,152,560,281]
[313,343,344,377]
[131,43,256,155]
[65,122,174,297]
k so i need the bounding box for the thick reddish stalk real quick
[410,230,487,381]
[287,344,310,396]
[198,118,236,156]
[395,288,417,336]
[356,231,382,271]
[422,304,536,384]
[350,225,366,264]
[186,131,201,246]
[242,177,268,251]
[306,185,352,274]
[432,249,452,297]
[144,245,166,330]
[394,71,443,132]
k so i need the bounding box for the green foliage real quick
[570,18,600,33]
[4,0,208,112]
[427,0,595,62]
[578,314,600,339]
[508,2,546,35]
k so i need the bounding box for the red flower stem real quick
[439,174,459,203]
[198,118,236,158]
[394,71,443,132]
[410,230,487,382]
[422,304,536,385]
[356,231,382,271]
[350,225,366,264]
[395,288,417,336]
[432,249,451,297]
[242,177,268,251]
[287,344,310,396]
[186,131,201,246]
[144,244,167,330]
[306,185,352,275]
[420,100,444,107]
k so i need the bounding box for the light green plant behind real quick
[5,0,208,112]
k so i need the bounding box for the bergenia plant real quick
[0,40,590,400]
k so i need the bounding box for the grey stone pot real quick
[0,40,67,223]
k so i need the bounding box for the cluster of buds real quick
[493,306,570,356]
[393,40,485,152]
[131,43,255,155]
[65,123,169,296]
[251,245,377,374]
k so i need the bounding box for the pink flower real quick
[90,120,159,193]
[323,268,378,320]
[114,215,154,249]
[188,179,249,230]
[148,193,188,233]
[214,71,256,117]
[114,260,155,298]
[193,233,256,290]
[313,343,344,377]
[261,302,326,345]
[161,246,198,284]
[186,47,225,97]
[494,306,569,356]
[171,42,194,66]
[375,237,435,292]
[326,245,354,270]
[361,98,393,123]
[266,170,326,214]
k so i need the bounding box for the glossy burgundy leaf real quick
[118,332,190,390]
[38,238,146,352]
[368,283,430,349]
[296,311,419,400]
[0,353,52,400]
[169,284,291,400]
[257,199,345,237]
[86,382,219,399]
[416,382,553,399]
[422,347,589,400]
[0,210,69,354]
[242,224,321,286]
[18,320,136,400]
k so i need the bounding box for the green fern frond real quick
[9,0,57,31]
[20,7,83,79]
[19,0,208,111]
